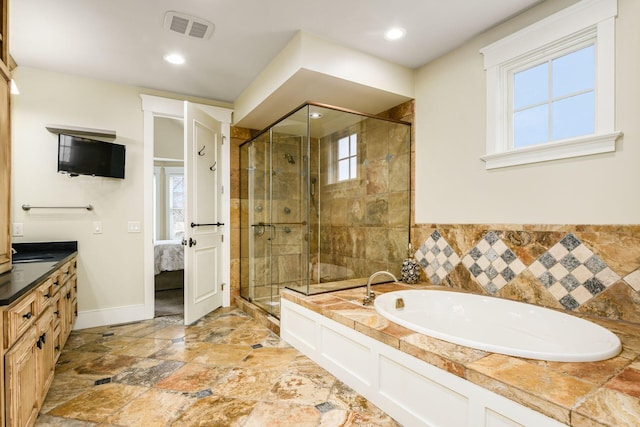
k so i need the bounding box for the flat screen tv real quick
[57,134,126,179]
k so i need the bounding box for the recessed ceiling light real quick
[309,112,323,119]
[164,53,185,65]
[384,27,406,41]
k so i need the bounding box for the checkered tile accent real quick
[414,230,460,285]
[461,231,526,294]
[624,269,640,292]
[528,233,620,310]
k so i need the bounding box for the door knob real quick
[189,237,197,247]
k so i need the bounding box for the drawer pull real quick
[44,292,51,298]
[55,345,60,351]
[54,310,59,316]
[36,333,46,349]
[66,292,71,300]
[22,312,32,320]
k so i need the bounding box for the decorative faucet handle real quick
[363,291,376,306]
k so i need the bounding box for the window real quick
[336,133,357,182]
[167,171,185,240]
[513,44,595,147]
[480,0,621,169]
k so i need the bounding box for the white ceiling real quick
[11,0,542,116]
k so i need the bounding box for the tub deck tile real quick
[573,387,640,427]
[354,313,414,349]
[467,354,597,424]
[399,332,487,378]
[321,301,368,329]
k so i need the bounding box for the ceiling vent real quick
[163,11,215,40]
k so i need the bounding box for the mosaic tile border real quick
[414,230,460,285]
[461,231,526,295]
[413,227,639,317]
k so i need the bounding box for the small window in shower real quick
[336,133,357,182]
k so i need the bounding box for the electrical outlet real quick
[12,223,24,237]
[127,221,141,233]
[93,221,103,234]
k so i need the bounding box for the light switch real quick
[12,223,24,237]
[127,221,141,233]
[93,221,103,234]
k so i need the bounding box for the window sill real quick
[480,131,622,170]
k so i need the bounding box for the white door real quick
[183,102,223,325]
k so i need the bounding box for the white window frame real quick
[153,166,161,240]
[480,0,621,170]
[165,166,185,240]
[329,132,359,184]
[336,133,358,182]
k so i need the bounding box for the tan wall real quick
[11,67,227,324]
[413,0,640,224]
[409,0,640,324]
[11,67,146,312]
[153,117,183,160]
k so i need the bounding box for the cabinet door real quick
[36,306,55,402]
[0,66,10,275]
[5,327,39,427]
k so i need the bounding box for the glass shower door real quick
[246,132,272,313]
[269,128,309,313]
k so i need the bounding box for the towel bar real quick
[22,204,93,211]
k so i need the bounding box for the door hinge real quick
[222,135,227,145]
[221,282,226,290]
[221,235,224,242]
[221,185,224,194]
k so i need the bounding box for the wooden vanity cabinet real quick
[3,256,78,427]
[4,328,38,427]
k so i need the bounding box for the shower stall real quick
[239,103,411,318]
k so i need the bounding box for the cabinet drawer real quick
[5,292,38,349]
[36,277,55,312]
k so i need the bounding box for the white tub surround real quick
[280,285,640,426]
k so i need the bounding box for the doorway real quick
[141,95,233,325]
[153,117,185,318]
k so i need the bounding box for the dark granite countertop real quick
[0,241,78,306]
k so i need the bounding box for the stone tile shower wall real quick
[411,224,640,324]
[316,115,411,281]
[231,126,258,305]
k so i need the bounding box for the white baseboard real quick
[74,304,148,330]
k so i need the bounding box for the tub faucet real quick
[363,271,398,305]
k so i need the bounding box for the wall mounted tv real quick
[57,134,126,179]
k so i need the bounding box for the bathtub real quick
[374,289,622,362]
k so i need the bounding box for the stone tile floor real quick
[36,307,400,426]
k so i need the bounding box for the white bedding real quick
[154,240,184,275]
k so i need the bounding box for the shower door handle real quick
[188,238,197,247]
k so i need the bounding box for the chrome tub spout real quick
[363,271,398,305]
